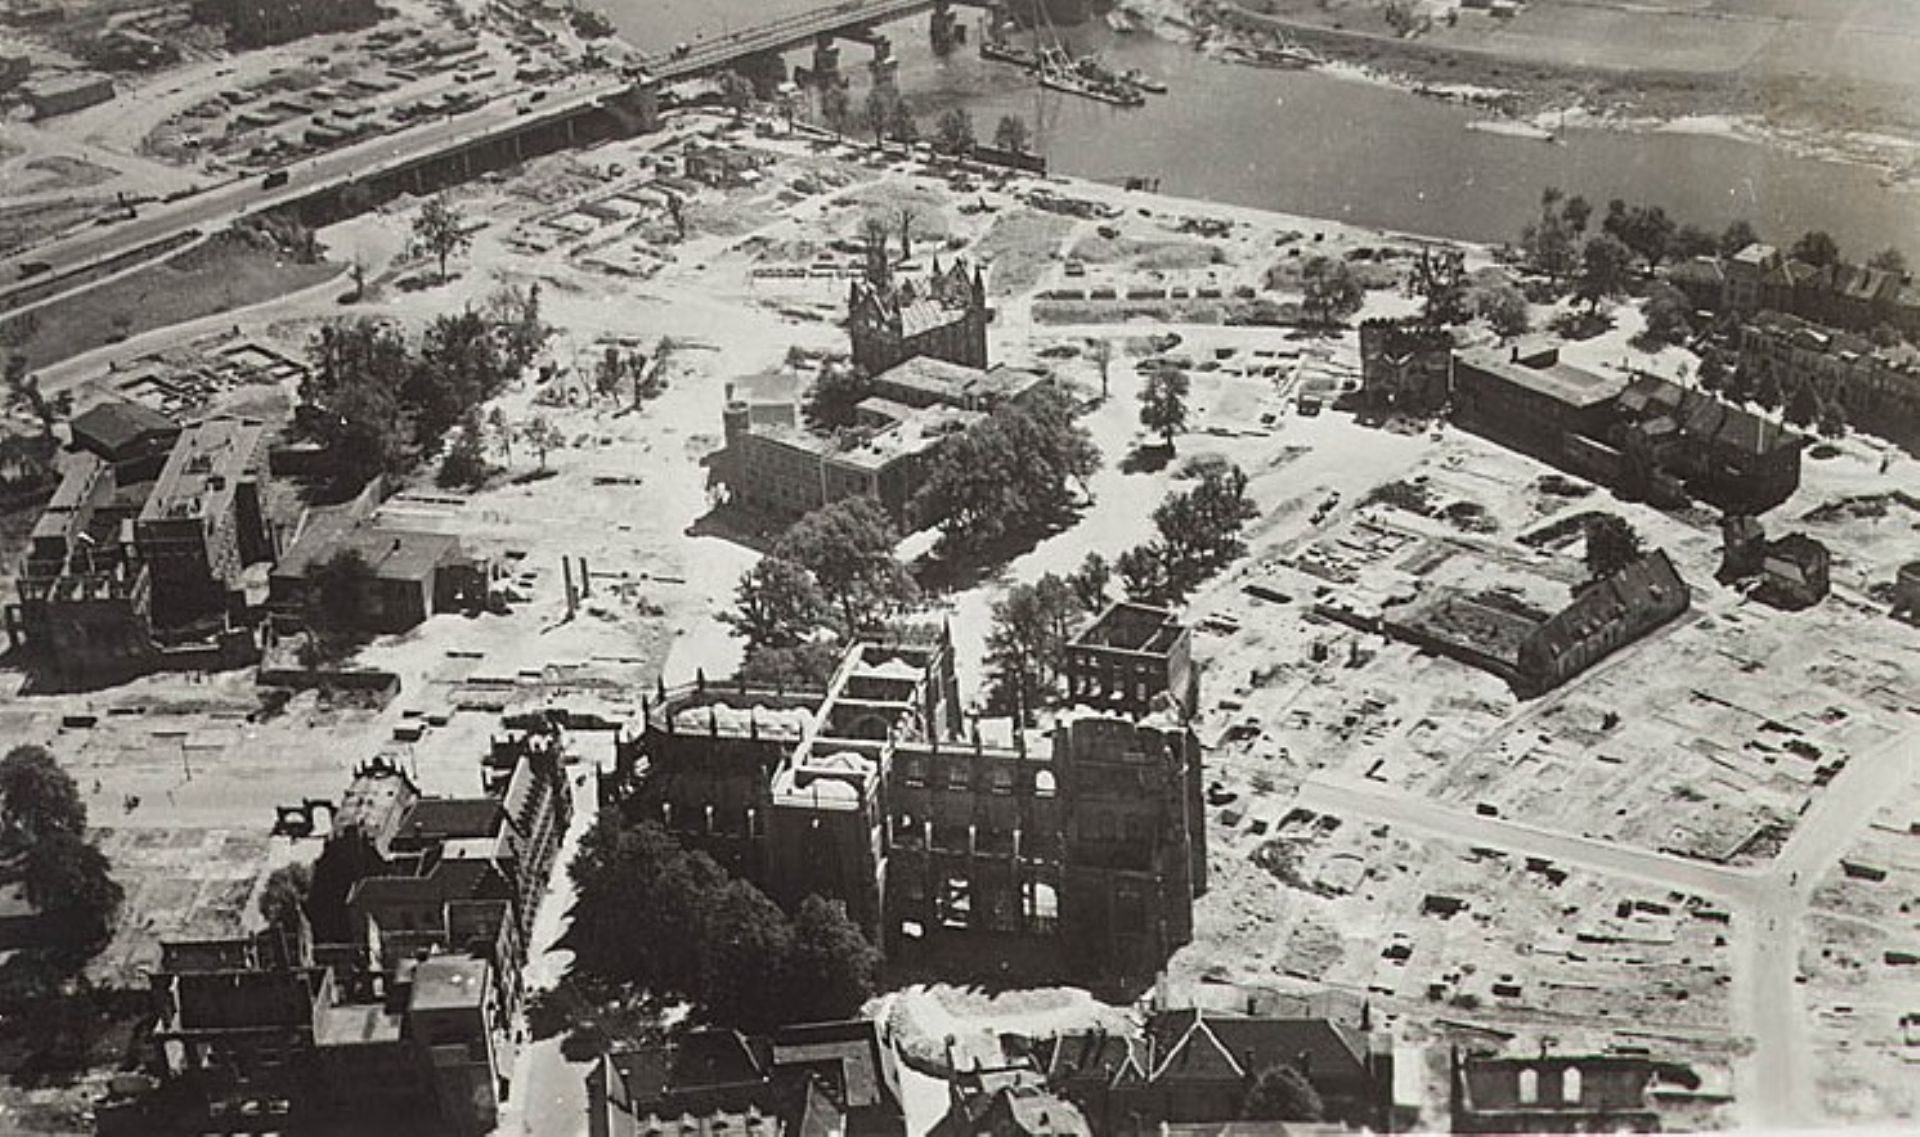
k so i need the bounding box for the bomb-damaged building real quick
[604,603,1208,986]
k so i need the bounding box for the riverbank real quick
[1126,0,1920,190]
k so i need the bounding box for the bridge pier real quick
[867,35,898,95]
[811,34,842,89]
[930,0,960,57]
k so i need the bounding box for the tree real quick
[412,195,471,282]
[1868,247,1908,275]
[696,879,793,1030]
[718,70,754,120]
[1639,282,1694,348]
[309,547,373,648]
[1603,200,1675,274]
[1088,337,1114,400]
[1154,463,1257,596]
[985,574,1079,720]
[724,557,827,650]
[1115,543,1171,605]
[1412,247,1468,327]
[862,87,893,146]
[1474,283,1530,338]
[802,364,872,430]
[258,863,312,933]
[302,319,418,491]
[1241,1063,1325,1122]
[1068,552,1111,613]
[1584,514,1643,580]
[1785,380,1820,427]
[914,384,1098,555]
[885,98,918,146]
[489,283,550,375]
[22,830,122,947]
[410,309,512,444]
[1139,369,1191,450]
[1720,219,1759,258]
[437,410,490,489]
[1300,256,1364,326]
[0,745,86,848]
[1670,223,1717,261]
[1817,397,1848,439]
[1791,230,1841,267]
[1696,348,1728,392]
[782,895,881,1023]
[521,415,563,469]
[1521,187,1579,286]
[820,83,852,136]
[992,113,1031,154]
[934,108,976,156]
[773,497,916,635]
[487,407,514,463]
[1576,234,1633,310]
[896,206,918,261]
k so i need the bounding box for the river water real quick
[592,0,1920,253]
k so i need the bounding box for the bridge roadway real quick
[637,0,990,81]
[0,0,995,314]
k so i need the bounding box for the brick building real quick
[608,603,1208,984]
[1695,241,1920,338]
[848,258,990,376]
[715,359,1046,528]
[270,480,487,633]
[1450,342,1626,467]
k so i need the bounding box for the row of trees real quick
[568,817,879,1030]
[1522,187,1907,299]
[816,82,1031,156]
[1116,459,1259,606]
[299,285,550,492]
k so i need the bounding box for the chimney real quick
[1296,1049,1312,1078]
[1509,344,1520,363]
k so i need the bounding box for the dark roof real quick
[1620,376,1800,458]
[1148,1010,1370,1087]
[1525,550,1687,669]
[769,1019,898,1113]
[399,797,504,843]
[69,400,178,459]
[348,855,509,913]
[615,1029,771,1107]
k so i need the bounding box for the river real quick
[590,0,1920,254]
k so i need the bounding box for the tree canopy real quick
[258,862,313,934]
[724,556,828,651]
[412,195,471,282]
[934,108,977,156]
[1790,230,1841,268]
[568,818,879,1030]
[802,363,872,430]
[1241,1063,1326,1122]
[773,498,917,635]
[1139,369,1191,450]
[915,384,1098,557]
[1584,514,1644,580]
[1576,234,1633,310]
[1300,256,1364,326]
[985,574,1079,722]
[992,114,1031,154]
[0,745,85,849]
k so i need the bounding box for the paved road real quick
[1295,722,1917,1129]
[0,77,625,310]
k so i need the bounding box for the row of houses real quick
[1736,309,1920,446]
[1360,324,1807,515]
[1668,242,1920,339]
